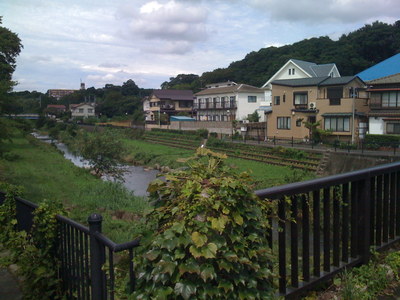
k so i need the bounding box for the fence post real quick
[358,176,371,263]
[88,213,106,300]
[291,137,294,147]
[273,136,276,145]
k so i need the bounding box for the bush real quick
[132,148,277,299]
[364,134,400,148]
[196,128,209,139]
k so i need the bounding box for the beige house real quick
[70,103,96,119]
[268,76,368,142]
[145,90,194,123]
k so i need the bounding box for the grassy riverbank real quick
[0,133,152,242]
[122,138,302,188]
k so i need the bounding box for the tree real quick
[247,110,260,122]
[121,79,139,96]
[75,129,128,180]
[0,16,23,113]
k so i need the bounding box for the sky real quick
[2,0,399,93]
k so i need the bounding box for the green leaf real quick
[179,260,200,275]
[218,280,234,293]
[174,282,196,300]
[191,231,207,247]
[143,250,160,261]
[200,264,216,282]
[189,245,202,258]
[209,215,228,233]
[217,260,233,272]
[201,243,218,259]
[233,212,243,225]
[158,260,177,276]
[155,287,174,300]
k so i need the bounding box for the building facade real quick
[268,76,368,142]
[194,83,265,121]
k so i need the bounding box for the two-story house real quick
[70,103,96,119]
[262,59,340,104]
[268,76,368,142]
[367,73,400,134]
[194,82,265,121]
[144,90,194,123]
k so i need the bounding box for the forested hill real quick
[164,21,400,90]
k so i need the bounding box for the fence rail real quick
[2,160,400,299]
[255,161,400,298]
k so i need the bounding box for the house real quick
[194,82,265,121]
[367,73,400,134]
[357,54,400,81]
[268,76,368,142]
[144,90,194,123]
[46,104,66,115]
[261,59,341,104]
[70,103,96,119]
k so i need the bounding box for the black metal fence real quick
[0,194,139,300]
[2,160,400,299]
[255,160,400,298]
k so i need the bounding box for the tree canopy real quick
[162,20,400,90]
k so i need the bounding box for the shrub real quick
[132,148,277,299]
[364,134,400,148]
[196,128,209,139]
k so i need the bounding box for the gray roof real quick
[272,76,363,87]
[367,73,400,85]
[291,59,336,77]
[271,77,329,87]
[195,84,264,96]
[152,89,193,101]
[319,76,363,86]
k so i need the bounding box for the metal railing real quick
[255,161,400,298]
[0,193,139,300]
[2,160,400,299]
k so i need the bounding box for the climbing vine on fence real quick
[132,148,278,299]
[0,183,65,300]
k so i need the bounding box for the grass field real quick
[0,133,152,242]
[122,138,306,189]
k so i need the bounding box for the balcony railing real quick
[194,101,237,110]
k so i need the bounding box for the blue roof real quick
[357,53,400,81]
[170,116,196,121]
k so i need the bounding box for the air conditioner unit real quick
[308,102,317,110]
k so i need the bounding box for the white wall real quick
[236,92,265,120]
[369,117,385,134]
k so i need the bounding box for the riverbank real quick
[0,133,152,242]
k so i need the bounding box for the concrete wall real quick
[168,121,233,135]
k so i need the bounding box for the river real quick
[32,133,159,197]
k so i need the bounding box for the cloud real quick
[128,0,208,45]
[99,62,127,68]
[248,0,400,24]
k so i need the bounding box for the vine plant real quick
[132,148,278,299]
[0,183,64,300]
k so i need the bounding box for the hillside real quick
[164,20,400,90]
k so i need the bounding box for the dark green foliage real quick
[364,134,400,148]
[196,20,400,87]
[247,110,260,122]
[133,148,277,299]
[0,183,64,299]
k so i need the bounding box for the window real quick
[277,117,291,130]
[88,109,93,113]
[382,92,398,107]
[288,68,295,75]
[387,123,400,134]
[248,95,257,103]
[324,117,350,132]
[229,96,236,108]
[294,92,308,105]
[327,87,342,105]
[78,108,84,113]
[274,96,280,105]
[296,119,302,127]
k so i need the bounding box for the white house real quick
[194,82,265,121]
[70,103,96,118]
[261,59,341,105]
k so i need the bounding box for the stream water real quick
[32,133,159,197]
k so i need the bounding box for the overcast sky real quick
[2,0,399,92]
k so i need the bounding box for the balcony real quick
[160,104,176,110]
[194,101,237,110]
